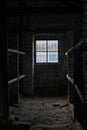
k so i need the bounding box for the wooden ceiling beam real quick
[0,6,82,16]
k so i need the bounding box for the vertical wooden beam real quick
[83,0,87,129]
[17,33,20,103]
[73,16,84,126]
[0,0,8,128]
[19,16,23,94]
[0,15,9,125]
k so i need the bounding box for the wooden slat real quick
[65,39,83,56]
[8,74,25,85]
[74,39,83,49]
[4,7,82,16]
[66,74,83,103]
[65,47,74,56]
[0,15,9,119]
[8,48,26,55]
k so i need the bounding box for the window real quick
[35,40,58,63]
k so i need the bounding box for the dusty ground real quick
[9,96,83,130]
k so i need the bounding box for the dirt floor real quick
[9,96,83,130]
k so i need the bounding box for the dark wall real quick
[7,13,82,96]
[32,14,81,96]
[22,32,33,96]
[34,39,68,96]
[83,0,87,129]
[65,31,74,103]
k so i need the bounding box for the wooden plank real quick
[74,39,83,49]
[19,74,26,80]
[0,16,9,120]
[8,74,25,85]
[65,47,74,56]
[8,48,26,55]
[65,39,83,56]
[66,74,83,103]
[0,6,82,16]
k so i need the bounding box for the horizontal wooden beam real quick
[74,39,83,49]
[65,47,74,56]
[65,39,83,56]
[8,74,26,85]
[66,74,83,103]
[8,49,26,55]
[66,74,74,85]
[0,6,82,15]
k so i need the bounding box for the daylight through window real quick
[36,40,58,63]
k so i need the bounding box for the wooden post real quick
[0,12,9,129]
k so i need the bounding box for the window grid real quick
[35,40,58,63]
[46,40,48,63]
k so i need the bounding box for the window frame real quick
[35,39,59,64]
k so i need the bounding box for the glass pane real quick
[48,40,58,51]
[36,52,46,63]
[48,52,58,63]
[36,40,46,51]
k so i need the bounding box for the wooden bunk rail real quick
[74,39,83,49]
[8,77,18,84]
[65,47,74,56]
[8,74,25,85]
[8,48,26,55]
[66,74,83,103]
[74,84,83,103]
[65,39,83,56]
[66,74,74,85]
[19,74,26,80]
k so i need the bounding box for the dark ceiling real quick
[0,0,83,15]
[6,0,82,15]
[30,0,82,7]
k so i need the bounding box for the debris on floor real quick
[53,103,60,107]
[9,96,83,130]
